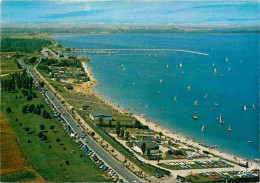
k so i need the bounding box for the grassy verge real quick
[1,170,36,182]
[1,88,109,182]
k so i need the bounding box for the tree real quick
[66,160,70,165]
[42,135,48,140]
[6,107,12,114]
[40,124,45,130]
[159,132,163,138]
[141,142,146,155]
[38,132,44,138]
[25,127,30,132]
[134,120,141,128]
[56,138,61,142]
[27,95,32,101]
[246,161,249,168]
[39,81,44,88]
[36,107,41,115]
[108,120,112,129]
[42,109,47,118]
[91,132,95,137]
[147,148,151,158]
[120,128,125,138]
[50,125,55,130]
[98,117,103,125]
[22,105,28,113]
[28,104,35,113]
[157,155,160,163]
[125,131,130,140]
[116,121,121,136]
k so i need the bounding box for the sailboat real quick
[226,58,228,62]
[205,94,208,99]
[253,104,256,110]
[188,85,191,91]
[179,62,183,68]
[201,125,205,132]
[244,105,248,111]
[182,71,184,75]
[193,113,198,120]
[160,79,163,83]
[174,96,177,102]
[216,115,219,121]
[228,125,232,131]
[228,67,231,72]
[194,100,198,105]
[166,64,169,69]
[219,114,224,124]
[213,62,215,67]
[214,68,217,75]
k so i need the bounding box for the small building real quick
[82,105,92,110]
[64,84,73,91]
[133,140,159,154]
[89,111,113,121]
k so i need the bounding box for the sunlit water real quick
[54,33,259,160]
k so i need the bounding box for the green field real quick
[1,88,109,182]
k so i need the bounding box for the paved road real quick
[19,60,141,183]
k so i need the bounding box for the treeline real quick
[25,57,37,65]
[1,70,34,92]
[58,59,82,68]
[38,58,58,73]
[1,38,51,53]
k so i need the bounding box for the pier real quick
[75,48,209,56]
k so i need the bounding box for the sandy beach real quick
[81,61,259,170]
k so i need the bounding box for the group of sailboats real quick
[244,104,256,111]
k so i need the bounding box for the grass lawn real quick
[1,89,109,182]
[1,59,22,75]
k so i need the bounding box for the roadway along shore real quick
[20,60,142,183]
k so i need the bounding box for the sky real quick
[1,0,259,25]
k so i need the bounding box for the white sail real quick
[226,58,228,62]
[188,85,191,91]
[201,125,205,132]
[253,104,256,110]
[205,94,208,99]
[174,96,177,102]
[160,79,163,83]
[194,100,198,105]
[166,64,169,69]
[228,67,231,72]
[182,71,184,75]
[244,105,248,111]
[179,62,183,68]
[220,114,224,124]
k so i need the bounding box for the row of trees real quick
[1,71,34,92]
[58,59,82,68]
[1,38,51,53]
[115,121,130,140]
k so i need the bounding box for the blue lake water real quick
[53,33,259,160]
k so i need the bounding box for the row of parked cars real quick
[81,144,124,182]
[43,93,124,183]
